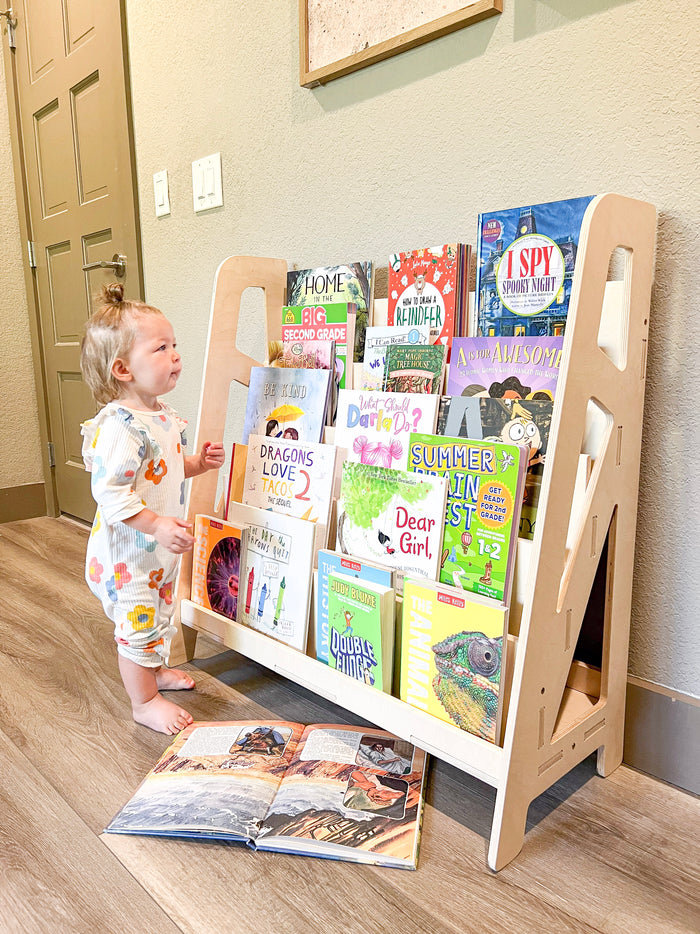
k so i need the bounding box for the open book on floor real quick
[105,721,427,870]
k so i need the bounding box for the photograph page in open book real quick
[475,196,593,338]
[436,397,553,541]
[241,366,331,445]
[336,462,447,582]
[105,721,427,869]
[407,434,525,604]
[400,580,508,744]
[334,389,439,472]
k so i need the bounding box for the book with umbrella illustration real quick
[242,367,332,444]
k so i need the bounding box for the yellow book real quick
[399,578,508,744]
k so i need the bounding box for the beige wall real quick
[0,56,42,487]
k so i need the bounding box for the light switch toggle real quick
[153,170,170,217]
[192,153,223,212]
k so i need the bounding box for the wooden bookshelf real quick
[170,194,656,869]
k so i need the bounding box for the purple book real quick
[448,336,564,400]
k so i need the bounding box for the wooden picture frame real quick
[299,0,502,88]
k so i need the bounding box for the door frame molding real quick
[2,29,56,516]
[1,0,144,520]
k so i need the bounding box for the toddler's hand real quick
[154,516,195,554]
[199,441,225,472]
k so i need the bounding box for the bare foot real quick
[132,694,193,735]
[156,667,196,691]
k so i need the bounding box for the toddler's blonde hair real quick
[80,283,164,405]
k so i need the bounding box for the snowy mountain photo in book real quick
[241,366,330,444]
[400,581,508,743]
[336,462,447,581]
[408,434,525,603]
[448,336,563,400]
[476,196,593,337]
[106,721,427,869]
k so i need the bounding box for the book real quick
[407,433,525,603]
[316,550,395,665]
[334,388,439,471]
[336,461,448,581]
[388,243,470,346]
[327,572,394,691]
[227,503,316,651]
[476,196,594,337]
[191,516,245,621]
[241,366,331,445]
[448,336,564,401]
[267,338,338,425]
[241,434,337,531]
[400,579,508,743]
[281,302,357,389]
[383,343,447,394]
[435,396,553,540]
[105,720,427,869]
[286,262,374,362]
[361,324,431,391]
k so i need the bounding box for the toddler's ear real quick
[112,358,132,383]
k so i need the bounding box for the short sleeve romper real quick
[81,401,187,667]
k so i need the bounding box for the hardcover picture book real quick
[281,302,356,389]
[105,720,427,869]
[361,324,431,391]
[241,366,331,445]
[268,338,337,424]
[327,572,394,692]
[227,503,315,651]
[336,462,448,582]
[334,389,439,472]
[191,516,245,621]
[383,343,447,395]
[316,550,395,665]
[447,336,564,401]
[476,196,594,337]
[242,434,337,530]
[407,434,525,603]
[286,262,373,362]
[400,580,508,743]
[388,243,470,346]
[435,397,553,541]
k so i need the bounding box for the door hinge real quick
[27,240,36,268]
[47,442,55,467]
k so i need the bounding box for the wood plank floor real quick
[0,517,697,934]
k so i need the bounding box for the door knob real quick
[82,253,126,277]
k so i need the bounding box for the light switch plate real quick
[153,170,170,217]
[192,152,223,212]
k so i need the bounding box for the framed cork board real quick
[299,0,502,87]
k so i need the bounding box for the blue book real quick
[476,196,594,338]
[316,550,393,664]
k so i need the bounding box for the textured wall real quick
[123,0,699,696]
[0,57,42,487]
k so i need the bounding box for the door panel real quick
[10,0,142,522]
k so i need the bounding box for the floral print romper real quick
[81,401,187,667]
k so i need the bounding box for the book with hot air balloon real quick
[407,434,526,604]
[241,366,331,445]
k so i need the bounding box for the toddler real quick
[80,283,225,734]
